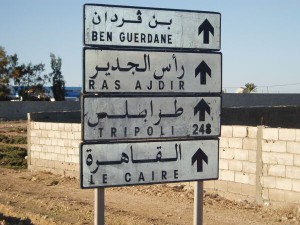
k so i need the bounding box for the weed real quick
[0,145,27,169]
[0,135,27,144]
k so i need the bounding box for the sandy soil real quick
[1,121,300,225]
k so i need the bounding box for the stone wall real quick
[27,120,300,205]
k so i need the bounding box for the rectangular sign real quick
[84,4,221,50]
[84,48,222,94]
[83,96,221,142]
[80,140,219,188]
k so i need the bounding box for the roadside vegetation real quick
[0,46,65,101]
[0,121,27,169]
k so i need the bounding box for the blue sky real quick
[1,0,300,93]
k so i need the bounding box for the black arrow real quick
[192,148,208,172]
[195,61,211,85]
[198,19,214,44]
[194,99,210,121]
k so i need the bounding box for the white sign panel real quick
[80,140,219,188]
[83,96,221,141]
[84,4,221,50]
[84,48,222,94]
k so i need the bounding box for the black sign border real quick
[80,140,219,189]
[83,3,221,51]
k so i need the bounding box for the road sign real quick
[84,4,221,50]
[84,48,222,94]
[83,96,221,141]
[80,140,219,188]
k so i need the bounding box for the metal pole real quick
[193,181,203,225]
[94,188,105,225]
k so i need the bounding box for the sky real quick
[1,0,300,93]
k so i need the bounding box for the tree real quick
[244,83,257,93]
[18,63,48,100]
[49,53,65,101]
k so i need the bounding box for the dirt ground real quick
[1,121,300,225]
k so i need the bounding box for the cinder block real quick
[74,131,82,140]
[33,122,39,130]
[219,159,228,170]
[227,181,241,194]
[279,128,296,141]
[268,165,285,177]
[57,154,65,162]
[51,153,58,161]
[287,142,300,154]
[286,166,300,179]
[71,155,79,164]
[243,138,257,150]
[67,147,75,155]
[268,188,285,202]
[204,181,215,189]
[228,138,243,149]
[262,188,269,200]
[64,139,71,147]
[292,180,300,192]
[249,174,256,186]
[57,139,64,147]
[220,148,234,160]
[242,161,256,174]
[54,131,62,138]
[221,126,232,138]
[45,138,52,146]
[241,183,255,197]
[233,126,247,138]
[45,122,52,130]
[294,155,300,166]
[262,140,286,153]
[284,191,300,204]
[219,137,229,148]
[214,180,228,192]
[263,128,279,141]
[72,123,80,132]
[235,172,250,184]
[247,127,258,139]
[234,149,248,161]
[72,140,81,148]
[41,131,48,138]
[65,123,72,132]
[52,123,59,131]
[296,130,300,142]
[47,131,55,138]
[262,152,293,166]
[219,170,234,182]
[276,177,292,191]
[58,123,65,131]
[39,123,46,130]
[65,154,72,163]
[61,131,68,139]
[248,150,256,163]
[67,132,75,139]
[228,160,243,172]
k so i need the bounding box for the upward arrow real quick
[194,99,210,121]
[195,61,211,85]
[192,148,208,172]
[198,19,214,44]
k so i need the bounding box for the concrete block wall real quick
[27,121,300,205]
[261,128,300,204]
[28,121,81,177]
[205,126,258,202]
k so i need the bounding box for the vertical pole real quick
[193,181,203,225]
[94,188,105,225]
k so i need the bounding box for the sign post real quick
[82,4,221,225]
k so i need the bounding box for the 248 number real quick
[192,123,212,135]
